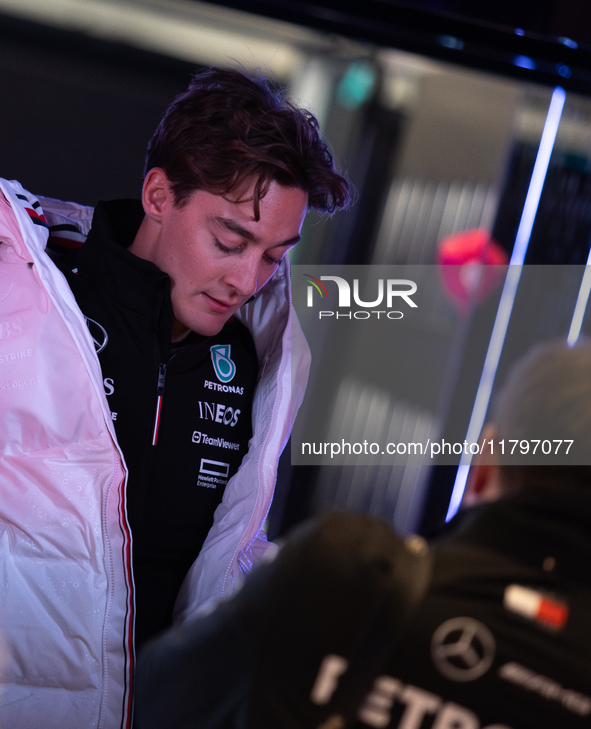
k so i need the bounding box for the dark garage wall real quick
[0,15,196,206]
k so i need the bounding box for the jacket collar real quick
[77,199,173,352]
[448,481,591,584]
[78,199,168,292]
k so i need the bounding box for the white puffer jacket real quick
[0,178,310,728]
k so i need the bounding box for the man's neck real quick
[171,319,191,343]
[127,215,154,261]
[128,216,190,343]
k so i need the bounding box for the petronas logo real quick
[210,344,236,383]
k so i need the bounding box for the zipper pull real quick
[152,363,167,445]
[157,362,167,394]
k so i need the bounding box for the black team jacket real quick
[58,199,259,647]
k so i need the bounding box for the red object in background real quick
[437,228,509,314]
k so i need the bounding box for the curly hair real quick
[145,67,350,219]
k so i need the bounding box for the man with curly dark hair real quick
[0,66,349,729]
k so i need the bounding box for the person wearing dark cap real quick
[135,339,591,729]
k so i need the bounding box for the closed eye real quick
[216,237,282,266]
[214,238,243,255]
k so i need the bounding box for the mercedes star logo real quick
[85,316,109,354]
[431,617,496,682]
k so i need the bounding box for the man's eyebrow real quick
[215,217,254,240]
[213,216,301,247]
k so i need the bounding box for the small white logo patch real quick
[431,617,495,682]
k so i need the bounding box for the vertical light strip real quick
[445,86,566,521]
[567,243,591,345]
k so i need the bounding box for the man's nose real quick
[225,255,260,297]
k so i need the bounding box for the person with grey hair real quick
[464,338,591,505]
[135,339,591,729]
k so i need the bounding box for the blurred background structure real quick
[4,0,591,538]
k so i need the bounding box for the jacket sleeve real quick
[0,181,133,729]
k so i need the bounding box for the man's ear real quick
[462,423,504,508]
[142,168,171,221]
